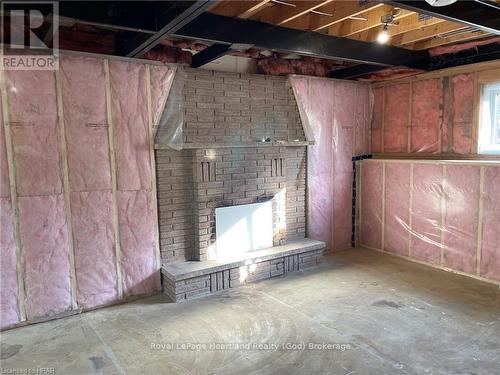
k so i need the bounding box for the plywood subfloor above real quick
[209,0,496,50]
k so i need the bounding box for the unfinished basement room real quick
[0,0,499,374]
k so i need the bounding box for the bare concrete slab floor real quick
[1,248,499,375]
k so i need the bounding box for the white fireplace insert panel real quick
[215,201,273,259]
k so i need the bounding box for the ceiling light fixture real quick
[377,24,390,44]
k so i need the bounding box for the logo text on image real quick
[1,1,59,70]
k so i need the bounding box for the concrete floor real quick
[1,248,499,375]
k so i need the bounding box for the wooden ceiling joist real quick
[412,30,489,50]
[252,0,336,26]
[209,0,274,19]
[283,1,383,31]
[350,12,445,43]
[327,5,412,37]
[391,21,466,46]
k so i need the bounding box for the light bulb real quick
[377,30,390,44]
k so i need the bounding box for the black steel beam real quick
[191,43,231,68]
[330,65,391,80]
[330,38,500,79]
[429,39,500,70]
[384,0,500,35]
[119,1,214,57]
[175,13,430,69]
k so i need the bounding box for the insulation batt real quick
[6,71,63,196]
[60,55,112,191]
[359,160,500,283]
[290,76,371,251]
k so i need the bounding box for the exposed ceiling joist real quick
[174,12,429,68]
[118,0,214,57]
[284,2,383,31]
[327,5,410,37]
[331,35,500,79]
[391,21,466,46]
[412,30,490,50]
[253,0,335,26]
[383,0,500,36]
[210,0,274,19]
[350,11,445,43]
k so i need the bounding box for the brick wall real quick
[156,68,308,263]
[156,150,195,263]
[182,67,305,145]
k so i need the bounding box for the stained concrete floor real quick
[1,248,499,375]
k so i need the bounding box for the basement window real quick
[478,82,500,154]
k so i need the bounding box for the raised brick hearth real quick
[162,239,324,301]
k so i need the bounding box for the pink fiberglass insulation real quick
[118,190,157,296]
[371,88,383,153]
[481,167,500,281]
[354,84,371,155]
[411,79,440,153]
[332,172,353,250]
[0,198,19,329]
[60,55,112,192]
[300,79,334,249]
[385,163,410,256]
[0,105,10,198]
[443,165,479,274]
[151,65,175,127]
[360,162,383,249]
[384,83,409,153]
[332,125,354,250]
[333,81,356,128]
[71,191,117,309]
[411,164,443,265]
[291,76,370,251]
[18,194,72,320]
[5,71,62,196]
[451,74,474,154]
[109,60,151,191]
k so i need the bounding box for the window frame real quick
[478,82,500,155]
[475,69,500,156]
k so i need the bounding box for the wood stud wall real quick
[0,55,169,327]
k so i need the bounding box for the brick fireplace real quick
[154,67,324,300]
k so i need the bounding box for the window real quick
[478,82,500,154]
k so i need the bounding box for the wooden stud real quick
[437,77,444,154]
[472,72,481,155]
[54,69,79,310]
[381,162,386,251]
[0,70,27,322]
[146,65,162,291]
[381,86,386,153]
[440,165,447,266]
[104,59,124,299]
[408,163,414,257]
[476,166,485,276]
[330,82,336,251]
[358,161,363,247]
[408,80,413,153]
